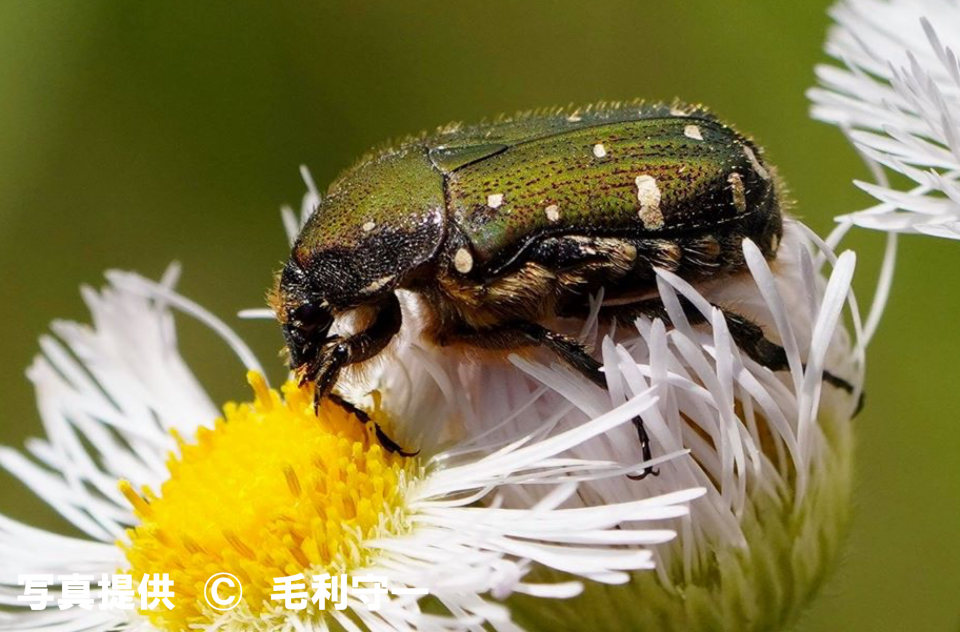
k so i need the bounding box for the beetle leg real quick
[514,324,661,479]
[328,392,371,423]
[327,393,420,457]
[598,295,861,404]
[309,294,416,456]
[438,322,659,479]
[312,293,403,401]
[514,323,659,480]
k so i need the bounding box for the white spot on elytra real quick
[545,204,560,222]
[635,175,664,229]
[487,193,504,209]
[593,143,607,158]
[684,124,703,140]
[362,221,376,232]
[454,247,474,274]
[728,172,747,212]
[743,145,771,181]
[362,274,394,294]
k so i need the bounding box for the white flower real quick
[0,260,704,632]
[809,0,960,239]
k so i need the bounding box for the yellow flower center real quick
[120,372,419,630]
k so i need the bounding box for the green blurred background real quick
[0,2,956,630]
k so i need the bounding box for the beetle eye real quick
[291,302,331,333]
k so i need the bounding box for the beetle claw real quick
[630,416,660,481]
[299,371,312,389]
[627,466,660,480]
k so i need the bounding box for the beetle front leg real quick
[307,294,416,456]
[325,393,419,457]
[310,293,404,400]
[438,322,659,479]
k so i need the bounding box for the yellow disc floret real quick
[120,372,419,630]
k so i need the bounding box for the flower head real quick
[809,0,960,239]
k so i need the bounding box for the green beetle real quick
[273,101,850,477]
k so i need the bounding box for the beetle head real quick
[273,147,446,376]
[272,260,334,374]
